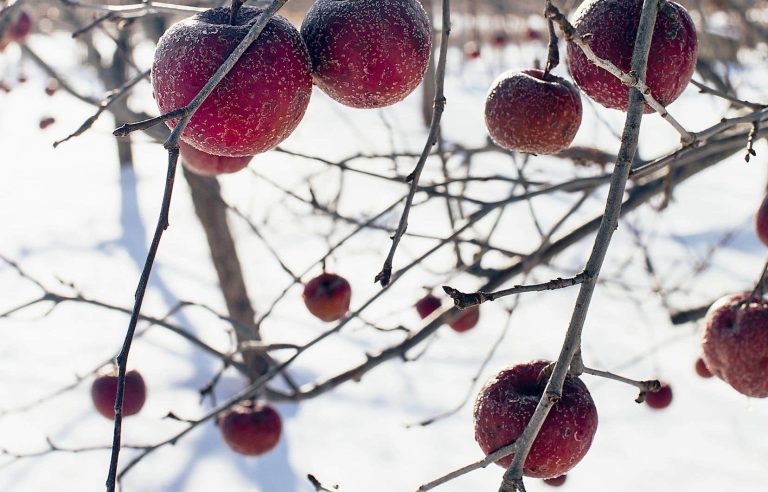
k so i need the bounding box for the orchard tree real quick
[1,0,767,491]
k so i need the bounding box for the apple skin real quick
[644,382,673,409]
[416,294,442,319]
[179,141,253,176]
[300,0,431,109]
[151,6,312,157]
[755,193,768,247]
[91,368,147,419]
[303,273,352,322]
[485,69,582,155]
[473,360,598,478]
[695,357,713,379]
[449,305,479,333]
[220,401,282,456]
[544,475,568,487]
[566,0,697,113]
[702,293,768,398]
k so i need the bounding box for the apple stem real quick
[230,0,245,25]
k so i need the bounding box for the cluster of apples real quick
[90,366,283,456]
[468,0,701,482]
[151,0,432,176]
[0,8,30,51]
[484,0,698,155]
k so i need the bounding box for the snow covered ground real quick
[1,26,767,492]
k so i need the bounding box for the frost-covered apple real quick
[702,293,768,398]
[303,273,352,322]
[566,0,697,113]
[485,69,582,155]
[179,141,253,176]
[300,0,432,108]
[91,367,146,420]
[644,382,673,409]
[220,401,282,456]
[474,360,598,478]
[151,6,312,157]
[449,305,479,333]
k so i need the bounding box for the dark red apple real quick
[644,382,673,409]
[9,10,31,41]
[415,294,441,319]
[702,293,768,398]
[695,357,713,379]
[220,401,282,456]
[449,305,479,333]
[151,6,312,157]
[179,140,253,176]
[91,367,147,419]
[544,475,568,486]
[463,41,481,60]
[38,117,55,129]
[485,69,582,155]
[566,0,698,113]
[300,0,432,108]
[755,193,768,247]
[491,30,509,48]
[303,273,352,322]
[473,360,598,478]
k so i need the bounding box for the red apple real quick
[644,382,673,409]
[755,193,768,247]
[9,10,31,41]
[463,41,481,60]
[38,117,55,129]
[179,140,253,176]
[491,31,509,48]
[415,294,441,319]
[449,305,479,333]
[300,0,432,108]
[91,367,147,419]
[151,6,312,157]
[566,0,698,113]
[695,357,713,379]
[544,475,568,486]
[220,401,282,456]
[303,273,352,322]
[702,293,768,398]
[485,69,582,155]
[474,360,598,478]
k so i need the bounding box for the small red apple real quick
[9,10,31,41]
[702,293,768,398]
[44,79,58,96]
[219,401,282,456]
[474,360,598,478]
[179,140,253,176]
[300,0,432,108]
[644,382,673,409]
[151,6,312,157]
[303,273,352,322]
[491,31,509,48]
[91,367,147,419]
[463,41,481,60]
[566,0,698,113]
[544,475,568,486]
[415,294,441,319]
[38,117,55,129]
[449,305,479,333]
[755,193,768,247]
[695,357,713,379]
[485,69,582,155]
